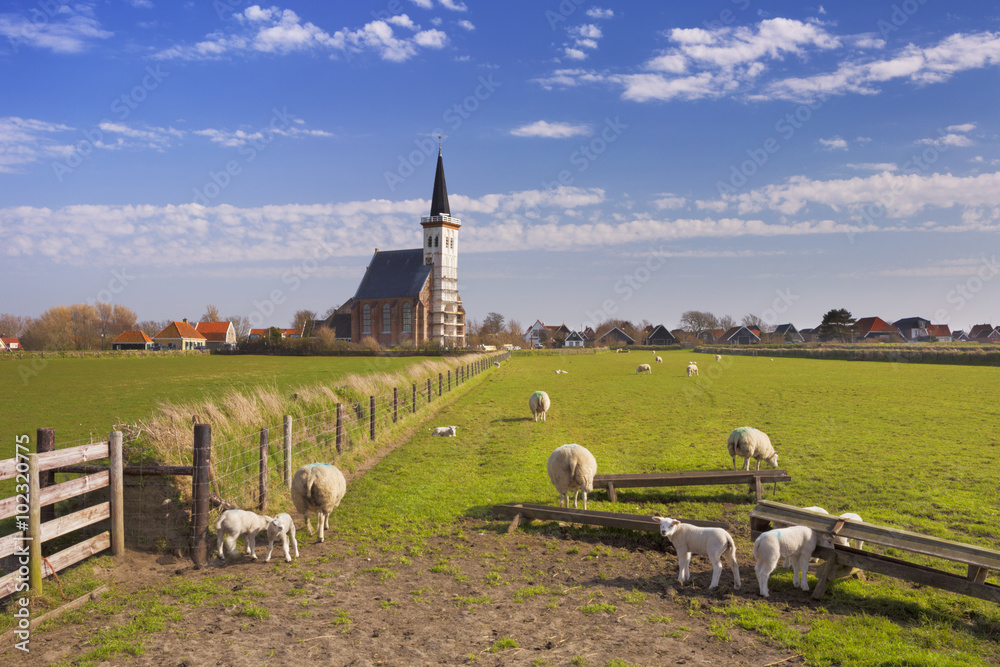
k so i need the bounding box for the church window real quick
[362,305,371,334]
[434,235,439,247]
[428,236,432,248]
[402,303,412,333]
[382,304,391,333]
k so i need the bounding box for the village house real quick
[153,320,207,350]
[646,324,678,346]
[854,317,905,342]
[195,321,237,349]
[111,331,154,350]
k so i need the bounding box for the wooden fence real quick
[0,433,124,599]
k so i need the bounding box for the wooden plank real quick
[0,531,28,560]
[37,443,109,472]
[593,469,790,488]
[751,501,1000,569]
[40,502,110,543]
[0,456,24,482]
[0,471,110,521]
[52,465,193,476]
[0,569,28,601]
[29,584,109,630]
[43,532,111,576]
[492,503,726,533]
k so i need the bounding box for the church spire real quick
[429,143,450,217]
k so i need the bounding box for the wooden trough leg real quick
[507,512,524,534]
[968,565,989,584]
[607,483,617,503]
[811,554,839,600]
[754,476,763,502]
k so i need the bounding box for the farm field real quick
[4,350,1000,666]
[0,353,435,453]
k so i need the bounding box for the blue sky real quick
[2,1,1000,334]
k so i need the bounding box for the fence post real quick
[37,427,55,525]
[448,370,451,391]
[27,453,42,593]
[336,403,344,454]
[259,428,268,513]
[191,423,211,569]
[393,387,398,424]
[109,431,124,556]
[438,373,442,396]
[427,378,431,404]
[283,416,292,490]
[369,396,376,441]
[412,384,416,413]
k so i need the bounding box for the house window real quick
[382,304,391,333]
[402,303,412,333]
[362,305,371,334]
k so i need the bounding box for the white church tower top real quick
[420,146,463,347]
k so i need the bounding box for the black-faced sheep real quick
[216,509,272,560]
[653,517,741,589]
[529,391,551,422]
[291,463,346,543]
[753,525,817,597]
[547,444,597,510]
[726,427,778,471]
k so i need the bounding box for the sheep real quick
[726,427,778,471]
[494,361,500,368]
[291,463,346,543]
[716,354,722,361]
[838,512,864,550]
[753,525,817,597]
[264,513,299,563]
[547,444,597,510]
[652,517,741,590]
[529,391,551,422]
[655,356,663,364]
[687,362,699,377]
[431,426,457,436]
[555,369,568,374]
[776,506,830,566]
[216,509,272,560]
[636,363,652,374]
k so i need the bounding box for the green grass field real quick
[0,354,434,453]
[332,349,1000,665]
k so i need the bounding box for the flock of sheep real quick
[631,351,725,377]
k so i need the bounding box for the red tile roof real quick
[927,324,951,337]
[854,317,901,337]
[154,321,206,340]
[112,330,153,344]
[195,321,233,342]
[1,337,21,349]
[969,323,994,339]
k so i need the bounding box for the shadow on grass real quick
[490,416,535,423]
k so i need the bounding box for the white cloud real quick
[564,47,587,61]
[653,195,687,210]
[438,0,468,11]
[510,121,591,139]
[917,133,974,148]
[846,162,898,172]
[409,0,434,8]
[0,5,112,54]
[586,8,614,19]
[695,200,728,212]
[156,6,447,62]
[819,137,848,151]
[457,19,474,31]
[98,122,185,149]
[195,121,333,148]
[0,117,74,171]
[947,122,976,133]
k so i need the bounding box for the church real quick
[342,148,466,348]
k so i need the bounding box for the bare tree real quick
[137,319,170,338]
[291,309,317,332]
[718,314,736,331]
[201,304,221,322]
[678,310,719,337]
[481,312,505,337]
[0,313,29,338]
[227,315,251,342]
[741,313,773,333]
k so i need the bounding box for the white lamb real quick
[726,427,778,471]
[547,444,597,510]
[716,354,722,361]
[265,513,299,563]
[431,425,457,436]
[753,525,817,597]
[687,362,698,377]
[494,362,500,368]
[291,463,347,543]
[636,363,652,374]
[652,517,741,590]
[655,356,663,364]
[529,391,551,422]
[216,509,272,560]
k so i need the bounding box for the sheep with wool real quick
[687,362,699,377]
[265,513,299,563]
[431,426,457,436]
[216,508,272,560]
[653,517,741,589]
[655,356,663,364]
[726,426,778,471]
[291,462,346,543]
[529,391,551,422]
[547,444,597,510]
[636,363,652,374]
[716,354,722,361]
[753,525,817,597]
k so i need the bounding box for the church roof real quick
[430,149,450,217]
[353,249,432,300]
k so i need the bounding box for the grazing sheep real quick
[265,513,299,563]
[726,427,778,471]
[291,463,346,543]
[655,356,663,364]
[837,512,864,550]
[753,525,817,597]
[716,354,722,361]
[653,517,741,589]
[777,506,830,566]
[547,444,597,510]
[529,391,551,422]
[216,509,272,560]
[494,362,500,368]
[687,362,698,377]
[431,426,457,436]
[555,369,568,374]
[636,363,652,374]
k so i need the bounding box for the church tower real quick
[421,148,465,347]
